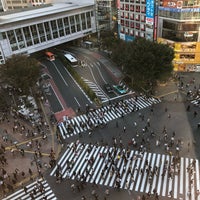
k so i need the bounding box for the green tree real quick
[0,54,40,95]
[111,38,174,92]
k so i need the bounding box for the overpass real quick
[0,1,96,64]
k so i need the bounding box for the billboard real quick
[162,0,183,8]
[146,0,155,25]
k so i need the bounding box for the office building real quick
[117,0,158,41]
[157,0,200,71]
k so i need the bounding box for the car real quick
[113,84,128,94]
[104,83,113,93]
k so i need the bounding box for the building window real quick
[75,15,81,32]
[7,30,18,51]
[50,20,58,39]
[70,16,76,33]
[57,18,64,37]
[44,22,52,41]
[81,13,87,30]
[15,28,25,49]
[63,17,70,35]
[37,23,46,42]
[23,27,32,47]
[30,25,39,44]
[86,12,91,28]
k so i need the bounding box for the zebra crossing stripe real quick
[3,179,57,200]
[185,158,189,200]
[162,155,170,196]
[135,152,147,192]
[157,154,165,195]
[129,151,139,191]
[57,97,161,139]
[90,146,106,184]
[180,157,184,194]
[50,143,200,199]
[151,154,160,193]
[196,159,200,198]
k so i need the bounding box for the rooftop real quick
[0,1,94,25]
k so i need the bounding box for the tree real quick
[111,38,174,92]
[0,54,40,95]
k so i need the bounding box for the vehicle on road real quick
[104,83,113,93]
[113,84,128,94]
[45,51,55,61]
[64,53,78,67]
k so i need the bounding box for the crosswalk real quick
[82,78,109,102]
[191,97,200,107]
[57,96,161,139]
[50,142,200,200]
[3,178,57,200]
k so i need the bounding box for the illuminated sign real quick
[163,0,183,8]
[146,0,154,25]
[159,6,200,12]
[146,0,154,18]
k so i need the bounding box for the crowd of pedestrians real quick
[0,95,55,198]
[54,74,200,200]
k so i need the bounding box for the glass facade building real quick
[0,2,96,64]
[158,0,200,71]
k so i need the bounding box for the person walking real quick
[123,126,126,133]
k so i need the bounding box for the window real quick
[81,13,87,30]
[57,19,64,37]
[37,23,46,42]
[50,20,58,39]
[70,16,76,33]
[63,17,70,34]
[75,15,81,32]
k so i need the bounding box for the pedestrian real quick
[194,111,197,118]
[24,186,28,194]
[123,126,126,133]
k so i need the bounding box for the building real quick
[0,1,96,63]
[117,0,158,41]
[157,0,200,71]
[0,0,51,11]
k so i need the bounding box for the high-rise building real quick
[157,0,200,71]
[117,0,158,41]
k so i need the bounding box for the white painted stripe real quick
[185,158,189,200]
[50,143,74,176]
[135,152,147,191]
[174,175,178,199]
[162,155,170,197]
[195,159,200,200]
[157,154,165,195]
[180,157,184,194]
[151,154,161,194]
[140,153,152,192]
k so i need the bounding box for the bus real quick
[64,53,78,66]
[45,51,55,61]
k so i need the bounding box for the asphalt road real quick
[37,49,200,200]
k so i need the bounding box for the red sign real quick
[162,0,183,8]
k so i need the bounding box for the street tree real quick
[0,54,40,95]
[111,38,174,93]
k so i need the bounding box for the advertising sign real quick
[162,0,183,8]
[146,0,155,18]
[146,0,154,25]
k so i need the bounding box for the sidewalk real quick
[0,98,61,198]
